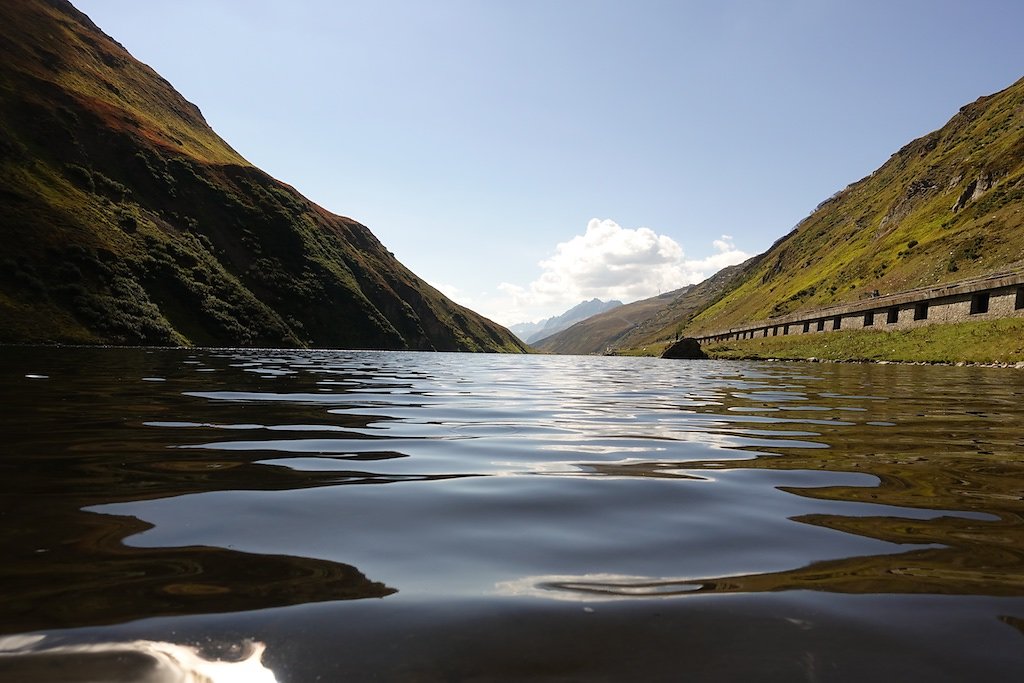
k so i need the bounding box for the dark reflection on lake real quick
[2,347,1024,681]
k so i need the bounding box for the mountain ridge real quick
[0,0,526,352]
[510,298,623,344]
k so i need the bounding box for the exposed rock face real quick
[0,0,527,352]
[952,172,997,212]
[661,338,708,359]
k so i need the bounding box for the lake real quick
[1,347,1023,681]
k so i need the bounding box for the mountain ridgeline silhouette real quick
[510,298,623,345]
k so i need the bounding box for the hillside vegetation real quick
[540,76,1024,357]
[0,0,525,352]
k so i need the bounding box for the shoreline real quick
[676,317,1024,367]
[702,353,1024,369]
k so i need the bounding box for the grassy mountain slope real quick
[545,76,1024,356]
[679,76,1024,339]
[0,0,525,352]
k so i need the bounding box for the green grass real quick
[699,318,1024,364]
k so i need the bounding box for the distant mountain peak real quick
[510,299,623,344]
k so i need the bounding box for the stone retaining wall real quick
[696,271,1024,344]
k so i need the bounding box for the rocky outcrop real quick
[952,172,997,212]
[661,337,708,359]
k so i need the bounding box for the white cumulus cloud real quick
[476,219,751,325]
[535,219,685,298]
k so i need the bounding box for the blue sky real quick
[74,1,1024,325]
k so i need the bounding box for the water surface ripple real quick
[2,347,1024,681]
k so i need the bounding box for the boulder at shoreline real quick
[661,338,708,359]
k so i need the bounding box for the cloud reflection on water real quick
[0,636,277,683]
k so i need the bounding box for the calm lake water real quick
[2,347,1024,681]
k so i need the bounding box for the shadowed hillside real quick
[0,0,526,352]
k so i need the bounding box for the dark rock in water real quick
[662,338,708,359]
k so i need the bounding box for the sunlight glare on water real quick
[0,636,276,683]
